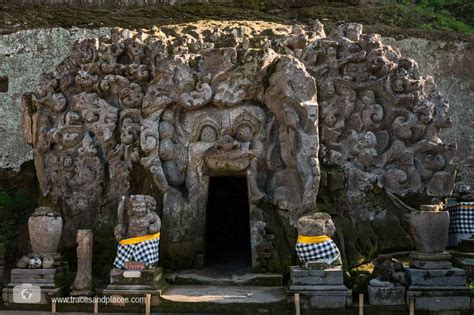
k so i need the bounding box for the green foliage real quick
[416,3,474,34]
[395,0,474,34]
[0,191,35,252]
[414,0,474,34]
[468,278,474,290]
[242,0,269,11]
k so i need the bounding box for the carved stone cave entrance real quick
[205,176,252,269]
[21,23,456,279]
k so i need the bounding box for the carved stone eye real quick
[235,125,253,142]
[199,126,217,142]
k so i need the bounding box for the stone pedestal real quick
[2,264,71,304]
[288,266,352,309]
[407,252,471,312]
[368,285,405,306]
[409,251,452,269]
[452,233,474,279]
[103,268,167,306]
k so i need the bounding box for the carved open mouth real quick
[204,149,256,174]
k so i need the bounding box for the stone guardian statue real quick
[295,213,341,268]
[113,195,161,269]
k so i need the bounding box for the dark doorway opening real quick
[206,176,252,268]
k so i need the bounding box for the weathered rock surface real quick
[0,20,461,272]
[0,27,110,171]
[297,213,336,237]
[383,37,473,190]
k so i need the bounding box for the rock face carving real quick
[23,21,455,272]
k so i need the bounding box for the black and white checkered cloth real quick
[296,238,340,263]
[113,237,160,269]
[449,202,474,234]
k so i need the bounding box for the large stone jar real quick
[28,207,63,253]
[410,204,449,253]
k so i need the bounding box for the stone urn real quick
[28,207,63,254]
[410,204,449,253]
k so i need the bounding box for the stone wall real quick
[1,27,471,188]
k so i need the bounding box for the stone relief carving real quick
[23,21,455,271]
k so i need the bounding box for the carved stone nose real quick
[216,135,240,151]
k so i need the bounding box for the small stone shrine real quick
[103,195,167,302]
[406,204,471,312]
[3,207,71,304]
[289,213,351,309]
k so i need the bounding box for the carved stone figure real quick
[22,21,456,272]
[114,195,161,241]
[72,229,94,296]
[296,213,341,268]
[113,195,161,269]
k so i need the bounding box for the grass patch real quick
[415,0,474,35]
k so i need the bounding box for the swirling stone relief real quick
[23,21,455,270]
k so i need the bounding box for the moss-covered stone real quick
[349,262,374,293]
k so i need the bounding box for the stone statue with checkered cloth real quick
[296,213,341,268]
[113,195,161,269]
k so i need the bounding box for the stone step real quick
[406,267,467,286]
[169,271,283,286]
[290,266,344,285]
[407,289,471,312]
[159,285,287,312]
[288,284,349,292]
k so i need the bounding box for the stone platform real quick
[168,267,283,286]
[407,252,472,312]
[2,264,71,304]
[103,268,167,306]
[407,288,472,312]
[288,266,352,309]
[406,267,466,286]
[368,285,406,306]
[159,284,287,313]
